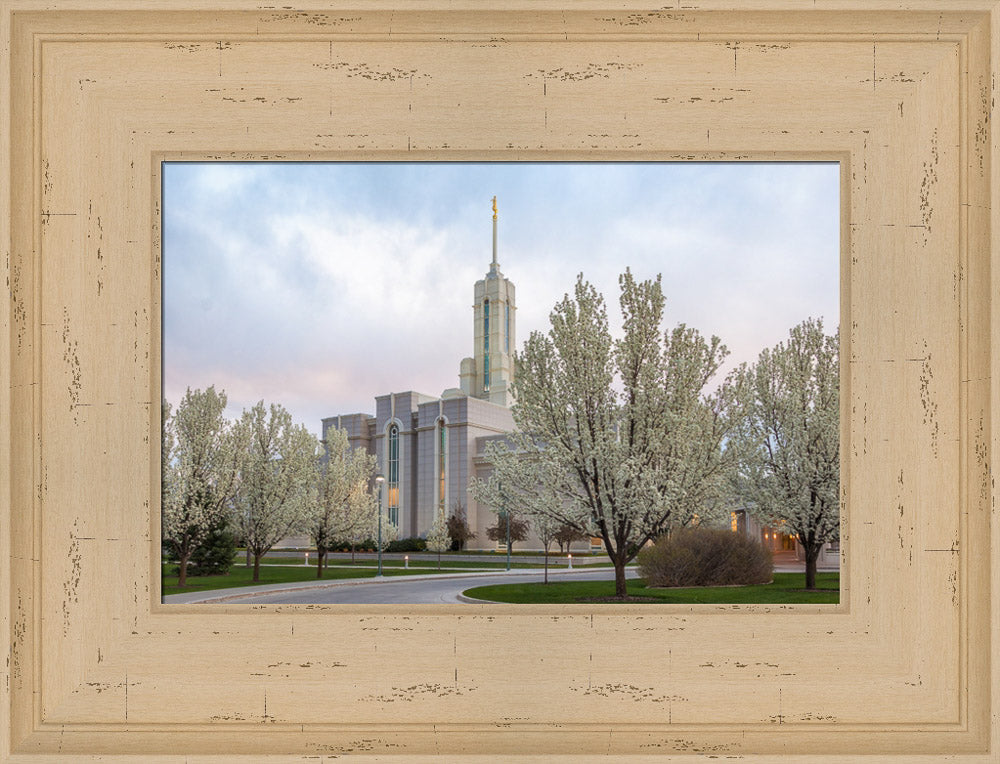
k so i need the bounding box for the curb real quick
[455,593,497,604]
[163,566,602,605]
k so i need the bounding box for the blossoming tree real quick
[729,318,840,589]
[424,502,452,569]
[303,427,378,577]
[232,401,318,582]
[161,386,245,587]
[474,270,734,598]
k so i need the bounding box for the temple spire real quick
[491,196,498,268]
[458,196,516,406]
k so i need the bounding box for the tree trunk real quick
[543,546,549,584]
[613,557,628,599]
[253,552,262,582]
[805,546,819,590]
[316,546,325,578]
[438,549,442,570]
[178,552,190,587]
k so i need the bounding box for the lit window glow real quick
[387,423,400,527]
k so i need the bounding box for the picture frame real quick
[2,2,997,760]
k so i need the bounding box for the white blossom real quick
[424,500,452,568]
[232,401,319,581]
[729,318,839,588]
[302,427,378,572]
[161,386,245,586]
[372,496,399,551]
[474,270,734,598]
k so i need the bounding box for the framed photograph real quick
[2,2,998,760]
[159,161,842,607]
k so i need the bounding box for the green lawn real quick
[161,556,608,596]
[463,572,840,604]
[254,548,604,559]
[353,558,599,570]
[161,562,468,596]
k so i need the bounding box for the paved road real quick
[188,567,640,605]
[163,551,835,606]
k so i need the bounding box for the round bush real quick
[637,526,773,588]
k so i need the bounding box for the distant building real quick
[323,200,566,550]
[730,510,840,568]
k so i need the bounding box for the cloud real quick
[164,192,487,433]
[163,162,840,435]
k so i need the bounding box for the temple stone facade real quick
[322,200,527,548]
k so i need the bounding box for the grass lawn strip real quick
[243,548,602,559]
[161,563,490,596]
[252,557,596,570]
[462,572,840,605]
[162,559,608,596]
[164,555,609,582]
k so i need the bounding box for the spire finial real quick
[491,196,499,269]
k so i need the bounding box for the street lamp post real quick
[375,474,385,577]
[501,482,511,572]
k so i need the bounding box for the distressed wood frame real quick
[2,1,998,761]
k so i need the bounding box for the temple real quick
[321,200,530,547]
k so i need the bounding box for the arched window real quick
[483,299,491,391]
[436,418,447,517]
[387,423,399,527]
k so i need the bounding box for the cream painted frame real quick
[2,1,999,761]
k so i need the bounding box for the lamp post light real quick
[500,480,511,573]
[505,511,511,572]
[375,474,385,577]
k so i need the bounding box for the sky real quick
[162,162,840,436]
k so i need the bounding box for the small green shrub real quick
[162,518,236,577]
[387,537,427,553]
[637,526,773,588]
[188,520,236,576]
[330,538,374,553]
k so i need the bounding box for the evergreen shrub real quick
[162,518,236,576]
[637,526,773,587]
[386,537,427,553]
[188,519,237,576]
